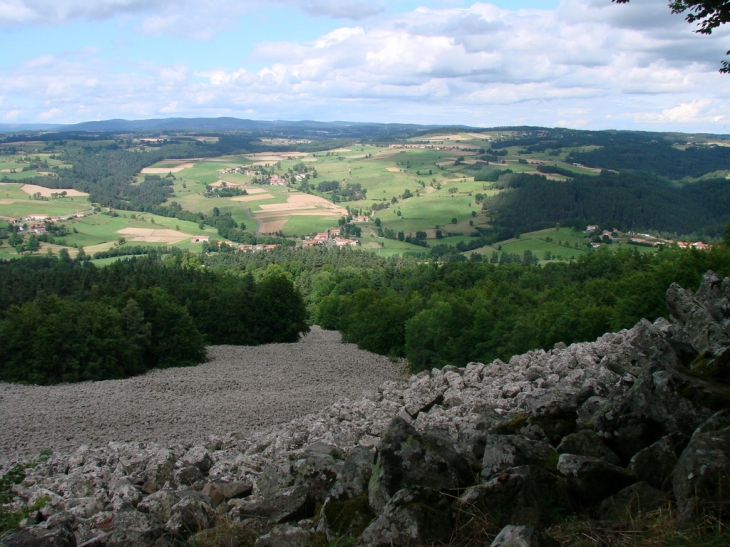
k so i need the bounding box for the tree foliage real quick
[0,255,309,384]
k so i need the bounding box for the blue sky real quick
[1,0,729,132]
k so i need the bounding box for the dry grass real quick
[547,507,728,547]
[20,184,88,197]
[140,163,194,174]
[258,219,287,233]
[231,193,275,202]
[116,227,191,243]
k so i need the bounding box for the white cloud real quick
[0,0,384,29]
[1,1,729,130]
[636,99,726,124]
[38,107,61,118]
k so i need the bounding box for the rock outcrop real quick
[3,271,730,546]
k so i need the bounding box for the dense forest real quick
[567,142,730,180]
[0,254,308,384]
[483,172,730,238]
[207,245,730,370]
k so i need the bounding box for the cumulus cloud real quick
[0,0,384,29]
[636,99,726,124]
[1,0,729,130]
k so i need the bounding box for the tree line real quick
[0,255,308,384]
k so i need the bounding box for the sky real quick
[1,0,729,132]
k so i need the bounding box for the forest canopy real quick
[0,255,309,385]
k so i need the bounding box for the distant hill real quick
[0,123,63,133]
[0,117,467,135]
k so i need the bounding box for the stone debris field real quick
[0,327,406,465]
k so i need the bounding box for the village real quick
[585,224,712,251]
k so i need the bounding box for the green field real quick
[0,132,669,261]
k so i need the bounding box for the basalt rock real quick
[557,454,636,504]
[359,487,453,547]
[460,465,572,529]
[489,525,561,547]
[673,410,730,527]
[595,482,670,521]
[367,417,473,514]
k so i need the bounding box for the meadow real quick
[0,130,677,261]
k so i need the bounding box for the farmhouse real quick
[329,228,341,237]
[352,215,370,223]
[585,224,598,232]
[269,175,287,186]
[26,214,49,221]
[237,244,280,253]
[192,236,210,243]
[333,238,358,247]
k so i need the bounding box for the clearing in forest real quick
[116,227,192,243]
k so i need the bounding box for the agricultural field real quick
[0,128,690,261]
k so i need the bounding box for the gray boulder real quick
[459,465,572,529]
[481,435,558,482]
[175,465,203,487]
[102,508,163,546]
[490,525,561,547]
[164,491,215,538]
[368,417,473,514]
[232,486,316,524]
[596,482,669,521]
[327,446,373,501]
[256,453,342,503]
[557,454,635,504]
[318,494,374,541]
[0,525,75,547]
[181,447,214,475]
[629,434,686,491]
[556,430,620,466]
[359,487,453,547]
[673,410,730,527]
[458,408,505,460]
[254,524,314,547]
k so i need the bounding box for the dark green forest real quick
[568,142,730,180]
[0,255,308,384]
[207,245,730,370]
[484,172,730,238]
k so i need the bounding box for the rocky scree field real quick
[2,272,730,546]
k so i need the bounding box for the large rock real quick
[596,482,669,521]
[628,434,686,492]
[368,417,473,514]
[254,524,314,547]
[359,487,453,547]
[481,435,558,482]
[666,272,730,353]
[318,493,374,541]
[164,491,215,538]
[459,465,572,529]
[256,453,342,503]
[181,447,214,475]
[0,525,75,547]
[489,525,561,547]
[673,410,730,527]
[231,486,316,524]
[326,446,373,501]
[556,430,620,466]
[556,454,636,504]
